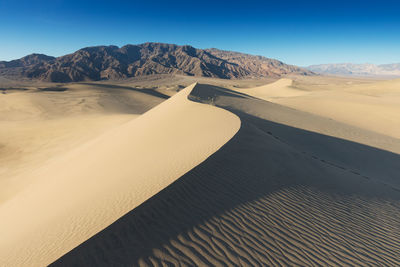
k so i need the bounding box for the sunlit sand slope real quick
[236,78,309,98]
[244,78,400,139]
[0,83,240,266]
[0,83,165,203]
[54,84,400,266]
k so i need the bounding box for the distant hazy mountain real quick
[307,63,400,77]
[0,43,313,82]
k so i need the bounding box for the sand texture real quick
[0,83,165,203]
[53,82,400,266]
[1,76,399,266]
[241,78,400,139]
[0,83,240,266]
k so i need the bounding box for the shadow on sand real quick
[80,82,170,99]
[52,84,400,266]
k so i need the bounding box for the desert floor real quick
[0,75,399,266]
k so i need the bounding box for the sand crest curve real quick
[0,83,240,267]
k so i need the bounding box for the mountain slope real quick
[206,48,311,77]
[0,43,314,82]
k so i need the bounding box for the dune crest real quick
[52,83,400,266]
[237,78,309,99]
[0,83,240,267]
[260,78,400,139]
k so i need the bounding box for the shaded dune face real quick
[244,78,400,140]
[0,83,240,266]
[53,85,400,266]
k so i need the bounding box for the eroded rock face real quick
[0,43,314,82]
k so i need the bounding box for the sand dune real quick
[1,78,400,266]
[52,83,400,266]
[244,78,400,139]
[235,78,309,99]
[0,83,240,266]
[0,84,165,203]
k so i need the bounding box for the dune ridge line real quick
[0,83,241,267]
[52,82,400,266]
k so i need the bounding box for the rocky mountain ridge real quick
[0,43,313,82]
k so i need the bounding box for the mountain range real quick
[0,43,313,83]
[307,63,400,77]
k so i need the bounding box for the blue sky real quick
[0,0,399,66]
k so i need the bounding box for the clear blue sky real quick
[0,0,399,66]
